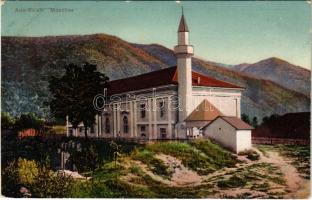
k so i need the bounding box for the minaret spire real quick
[174,8,194,125]
[178,6,189,32]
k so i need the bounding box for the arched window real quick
[123,116,129,133]
[159,101,165,118]
[140,104,146,118]
[105,117,110,134]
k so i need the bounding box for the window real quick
[160,128,166,139]
[140,126,146,137]
[159,101,165,118]
[105,117,110,133]
[140,104,146,118]
[90,126,95,133]
[69,129,73,136]
[123,116,129,133]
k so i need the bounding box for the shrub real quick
[14,113,44,131]
[1,112,15,129]
[132,149,173,178]
[31,166,73,197]
[145,140,237,175]
[17,158,39,185]
[239,149,260,161]
[2,158,73,198]
[2,160,20,197]
[190,139,237,168]
[217,175,247,189]
[70,144,99,173]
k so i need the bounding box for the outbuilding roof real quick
[221,116,254,130]
[107,66,243,95]
[185,99,223,121]
[203,116,254,130]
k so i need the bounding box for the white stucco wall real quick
[236,130,252,153]
[192,87,242,118]
[203,118,237,152]
[203,118,252,153]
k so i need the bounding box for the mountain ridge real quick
[232,57,310,96]
[1,33,310,120]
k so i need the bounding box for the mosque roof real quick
[107,66,243,95]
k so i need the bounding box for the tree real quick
[252,117,258,128]
[1,112,15,129]
[241,113,251,125]
[261,113,280,125]
[109,141,122,168]
[49,63,109,139]
[14,113,44,131]
[70,144,99,173]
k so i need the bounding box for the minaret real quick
[174,8,194,122]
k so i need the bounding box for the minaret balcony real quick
[174,45,194,55]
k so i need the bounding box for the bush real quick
[2,158,73,198]
[14,113,44,131]
[2,160,20,197]
[239,149,260,161]
[1,112,15,129]
[17,158,39,185]
[31,166,73,197]
[144,140,237,175]
[132,149,173,179]
[217,175,247,189]
[70,144,99,173]
[190,139,237,168]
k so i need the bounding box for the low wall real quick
[252,137,309,145]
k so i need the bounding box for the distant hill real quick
[1,34,310,120]
[232,57,310,96]
[252,112,310,139]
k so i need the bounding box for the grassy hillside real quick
[3,136,309,198]
[68,139,290,198]
[1,34,310,120]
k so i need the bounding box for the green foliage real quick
[190,139,237,168]
[252,116,258,128]
[70,144,99,173]
[217,175,247,189]
[238,149,260,161]
[257,144,310,179]
[1,112,15,129]
[2,158,73,198]
[31,166,73,197]
[261,114,280,125]
[49,62,109,138]
[251,182,270,192]
[14,113,44,131]
[132,149,173,179]
[110,141,122,168]
[2,160,20,197]
[17,158,39,185]
[145,140,237,175]
[241,113,251,124]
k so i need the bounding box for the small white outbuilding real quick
[202,116,253,154]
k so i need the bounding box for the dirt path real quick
[254,148,310,198]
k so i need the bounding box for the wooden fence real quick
[252,137,310,145]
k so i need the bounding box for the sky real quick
[1,1,311,69]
